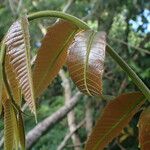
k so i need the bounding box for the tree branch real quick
[57,119,85,150]
[26,92,82,149]
[62,0,75,13]
[85,97,93,135]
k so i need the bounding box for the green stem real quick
[28,10,150,100]
[0,41,5,102]
[107,44,150,101]
[28,11,90,30]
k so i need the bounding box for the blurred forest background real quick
[0,0,150,150]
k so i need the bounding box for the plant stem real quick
[28,11,90,30]
[0,41,6,102]
[27,10,150,101]
[107,44,150,101]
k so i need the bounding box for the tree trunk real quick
[85,98,93,135]
[59,70,82,150]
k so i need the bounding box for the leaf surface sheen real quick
[4,17,36,114]
[85,92,144,150]
[67,30,106,96]
[139,106,150,150]
[33,20,79,98]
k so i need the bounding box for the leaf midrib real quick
[84,31,96,96]
[21,17,36,113]
[35,28,79,96]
